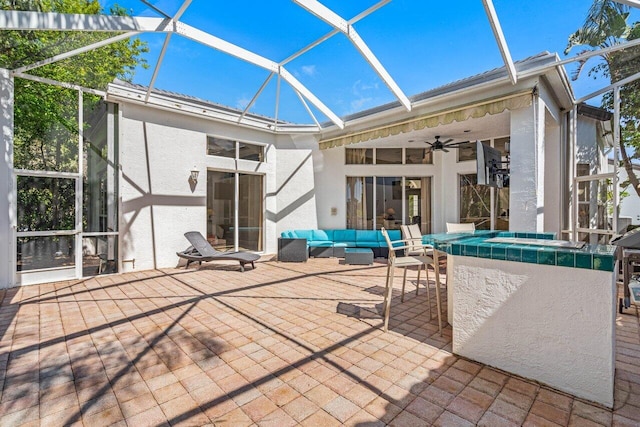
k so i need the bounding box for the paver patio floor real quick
[0,258,639,426]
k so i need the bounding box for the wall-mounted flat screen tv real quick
[476,140,506,188]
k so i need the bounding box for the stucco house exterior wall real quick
[0,51,618,285]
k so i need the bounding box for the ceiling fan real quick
[418,136,467,152]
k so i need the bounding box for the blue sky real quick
[101,0,639,124]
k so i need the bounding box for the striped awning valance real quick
[319,91,533,150]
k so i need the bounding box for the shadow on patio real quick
[0,258,638,426]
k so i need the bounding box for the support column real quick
[509,94,545,232]
[0,69,15,288]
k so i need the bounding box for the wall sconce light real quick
[190,168,200,183]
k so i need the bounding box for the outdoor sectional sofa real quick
[279,229,402,260]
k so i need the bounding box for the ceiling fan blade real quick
[442,148,450,153]
[425,141,434,146]
[446,141,470,147]
[442,138,454,144]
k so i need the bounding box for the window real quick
[405,148,433,164]
[207,136,264,161]
[457,141,476,162]
[376,148,402,164]
[459,174,491,229]
[346,176,432,233]
[346,148,373,164]
[346,147,434,165]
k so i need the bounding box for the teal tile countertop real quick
[423,231,617,272]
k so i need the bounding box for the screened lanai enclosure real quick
[1,0,640,287]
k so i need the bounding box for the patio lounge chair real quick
[177,231,259,272]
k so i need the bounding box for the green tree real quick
[0,0,147,231]
[566,0,640,199]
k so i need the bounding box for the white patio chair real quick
[446,222,476,233]
[381,227,442,335]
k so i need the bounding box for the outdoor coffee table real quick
[344,248,373,265]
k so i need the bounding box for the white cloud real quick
[301,65,317,77]
[236,96,251,110]
[350,97,373,112]
[342,80,380,114]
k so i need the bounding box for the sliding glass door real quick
[207,171,263,252]
[346,176,432,233]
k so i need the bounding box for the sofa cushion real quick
[384,229,403,247]
[308,241,333,247]
[356,230,382,247]
[281,230,293,238]
[331,229,356,246]
[312,229,333,242]
[294,230,314,241]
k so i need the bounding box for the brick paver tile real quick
[420,384,456,407]
[240,394,278,422]
[613,413,640,426]
[364,396,403,424]
[282,395,319,422]
[524,412,565,427]
[300,409,342,427]
[432,375,466,395]
[498,387,535,410]
[478,410,521,427]
[0,405,39,426]
[571,400,613,425]
[160,393,200,423]
[388,409,425,426]
[80,392,119,417]
[444,366,475,385]
[405,395,444,423]
[119,392,157,419]
[505,377,539,397]
[433,410,475,427]
[478,367,509,386]
[0,392,39,416]
[447,395,487,424]
[304,383,338,407]
[287,373,320,394]
[345,410,385,426]
[264,383,300,407]
[256,407,297,427]
[39,391,79,417]
[152,381,188,404]
[537,388,574,412]
[323,395,360,423]
[345,383,379,408]
[113,380,150,404]
[530,399,571,425]
[568,414,607,427]
[489,398,529,425]
[82,404,124,427]
[125,406,167,427]
[210,406,254,427]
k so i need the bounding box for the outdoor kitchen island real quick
[423,231,618,408]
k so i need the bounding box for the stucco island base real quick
[447,255,616,408]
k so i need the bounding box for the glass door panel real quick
[207,171,236,251]
[82,99,118,276]
[238,174,263,251]
[376,177,402,230]
[346,177,373,229]
[405,177,432,234]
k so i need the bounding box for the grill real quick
[611,228,640,312]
